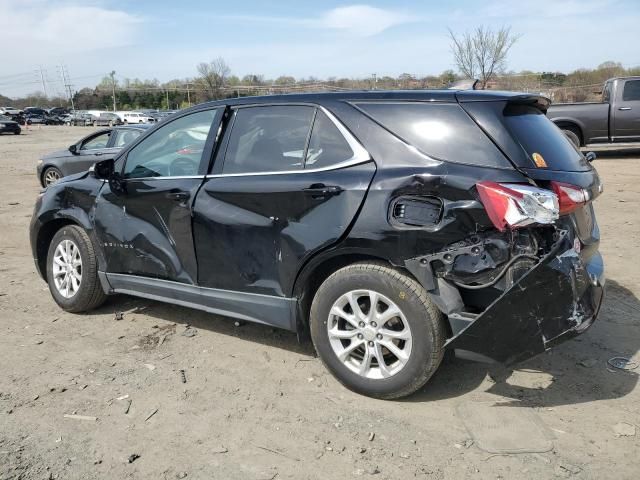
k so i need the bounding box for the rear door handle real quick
[618,107,631,111]
[166,192,190,201]
[303,184,343,198]
[94,152,103,156]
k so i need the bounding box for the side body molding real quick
[101,273,297,331]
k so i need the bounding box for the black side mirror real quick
[585,152,596,163]
[68,144,78,154]
[93,158,114,179]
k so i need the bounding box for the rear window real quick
[503,105,589,171]
[355,102,511,168]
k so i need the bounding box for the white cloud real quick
[0,1,141,60]
[319,5,414,36]
[217,4,415,37]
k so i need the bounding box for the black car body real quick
[0,114,21,134]
[37,125,149,186]
[30,91,605,398]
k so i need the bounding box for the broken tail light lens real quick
[476,181,559,231]
[551,181,590,215]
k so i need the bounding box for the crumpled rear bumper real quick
[445,232,605,365]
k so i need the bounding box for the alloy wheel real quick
[52,239,82,298]
[327,289,412,379]
[44,169,61,186]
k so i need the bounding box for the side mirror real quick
[93,158,114,180]
[585,152,596,163]
[68,144,78,154]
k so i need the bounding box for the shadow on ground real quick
[92,279,638,407]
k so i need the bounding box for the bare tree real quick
[448,26,520,88]
[197,57,230,99]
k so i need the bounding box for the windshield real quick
[503,105,590,172]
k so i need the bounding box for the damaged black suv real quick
[30,91,604,399]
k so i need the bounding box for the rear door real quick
[193,104,376,297]
[612,79,640,141]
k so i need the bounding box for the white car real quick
[115,111,155,124]
[0,107,22,115]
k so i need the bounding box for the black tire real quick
[309,262,445,399]
[561,127,582,148]
[27,119,32,125]
[46,225,107,313]
[42,166,62,187]
[14,130,20,135]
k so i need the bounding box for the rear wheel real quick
[42,166,62,186]
[310,262,445,399]
[561,127,582,148]
[46,226,107,312]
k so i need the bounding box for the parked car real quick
[547,76,640,146]
[115,111,155,124]
[89,112,123,127]
[30,91,604,399]
[150,110,177,122]
[24,113,47,125]
[0,107,23,115]
[0,114,21,135]
[49,107,70,116]
[36,125,149,186]
[66,113,92,126]
[24,107,49,116]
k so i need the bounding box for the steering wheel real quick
[169,156,199,176]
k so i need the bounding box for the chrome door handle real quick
[166,192,190,201]
[618,107,631,111]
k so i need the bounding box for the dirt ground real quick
[1,126,639,480]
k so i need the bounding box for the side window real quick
[305,110,354,169]
[622,80,640,101]
[222,106,314,174]
[124,109,216,179]
[114,129,142,147]
[356,102,507,167]
[81,131,111,150]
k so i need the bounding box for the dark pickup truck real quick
[547,76,640,147]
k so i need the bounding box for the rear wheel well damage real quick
[35,219,78,279]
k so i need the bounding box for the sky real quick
[1,0,639,98]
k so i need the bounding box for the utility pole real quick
[109,70,117,111]
[39,66,48,98]
[166,89,170,110]
[186,82,191,107]
[371,73,377,90]
[59,65,75,111]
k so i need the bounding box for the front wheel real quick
[42,166,62,186]
[46,226,107,313]
[310,262,445,399]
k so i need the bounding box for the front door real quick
[69,130,118,176]
[613,79,640,142]
[193,105,376,297]
[94,108,221,284]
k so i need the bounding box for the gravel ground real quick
[1,126,639,480]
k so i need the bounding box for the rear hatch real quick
[458,93,603,252]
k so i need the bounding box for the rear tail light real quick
[551,181,590,215]
[476,181,559,231]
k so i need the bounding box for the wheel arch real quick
[34,218,80,280]
[552,119,584,146]
[292,250,408,338]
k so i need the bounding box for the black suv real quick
[30,91,605,399]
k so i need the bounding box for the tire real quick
[46,225,107,313]
[309,262,445,399]
[42,166,62,186]
[27,119,32,125]
[14,130,20,135]
[562,128,581,148]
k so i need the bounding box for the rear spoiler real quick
[455,90,551,113]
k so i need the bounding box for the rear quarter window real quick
[354,102,512,168]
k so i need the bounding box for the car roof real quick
[184,89,550,112]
